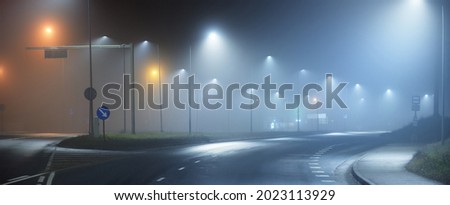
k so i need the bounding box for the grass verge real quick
[57,131,302,151]
[406,139,450,184]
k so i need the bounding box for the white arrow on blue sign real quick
[96,106,110,120]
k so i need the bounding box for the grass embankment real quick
[57,131,294,151]
[406,139,450,184]
[58,132,210,151]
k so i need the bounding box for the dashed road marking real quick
[315,174,330,178]
[37,176,45,183]
[308,162,319,166]
[321,180,336,183]
[156,177,165,182]
[178,167,185,171]
[310,156,320,160]
[309,166,322,169]
[46,172,55,185]
[7,175,30,182]
[194,160,201,164]
[312,170,325,174]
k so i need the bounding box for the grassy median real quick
[57,132,210,151]
[406,139,450,184]
[57,131,299,151]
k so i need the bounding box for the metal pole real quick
[189,46,192,135]
[158,45,163,132]
[88,0,94,137]
[442,4,446,145]
[297,108,300,132]
[103,120,105,141]
[0,111,3,134]
[297,71,300,132]
[122,45,127,133]
[316,109,319,131]
[131,43,136,134]
[250,89,253,133]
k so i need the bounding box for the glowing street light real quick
[45,26,53,35]
[386,89,392,95]
[151,69,158,76]
[207,31,218,41]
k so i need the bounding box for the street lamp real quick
[311,96,320,131]
[45,27,53,35]
[139,40,163,133]
[296,69,307,132]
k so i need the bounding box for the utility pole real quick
[88,0,94,137]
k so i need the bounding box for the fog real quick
[0,0,448,134]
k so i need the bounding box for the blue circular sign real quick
[96,106,110,120]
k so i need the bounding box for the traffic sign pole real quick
[96,106,110,141]
[103,120,106,141]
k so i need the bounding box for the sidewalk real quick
[352,144,442,185]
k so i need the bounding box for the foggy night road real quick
[1,132,388,185]
[0,134,78,184]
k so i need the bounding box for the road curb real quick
[351,155,375,185]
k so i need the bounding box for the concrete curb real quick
[351,154,375,185]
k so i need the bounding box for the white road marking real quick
[45,147,57,171]
[156,177,165,182]
[308,162,319,166]
[321,180,336,183]
[309,157,320,160]
[37,176,45,183]
[194,160,201,164]
[309,166,322,169]
[7,175,30,182]
[312,170,325,174]
[46,172,55,185]
[178,167,185,171]
[3,173,47,185]
[312,154,321,157]
[315,174,330,178]
[309,159,319,162]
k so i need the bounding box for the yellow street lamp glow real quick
[45,27,53,34]
[147,68,158,79]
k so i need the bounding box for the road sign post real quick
[412,96,421,126]
[0,104,5,133]
[96,106,110,141]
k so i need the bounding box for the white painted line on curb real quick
[46,172,55,185]
[7,175,29,182]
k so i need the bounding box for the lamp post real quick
[189,46,192,135]
[441,2,446,145]
[157,45,163,132]
[88,0,94,136]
